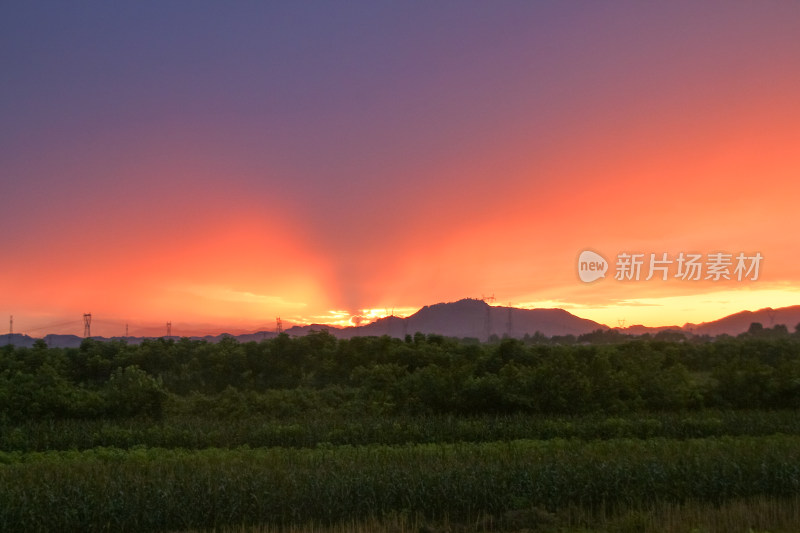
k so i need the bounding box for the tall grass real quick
[180,496,800,533]
[4,409,800,452]
[2,436,800,532]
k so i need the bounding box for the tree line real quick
[1,324,799,422]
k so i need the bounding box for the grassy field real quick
[3,409,800,452]
[178,496,800,532]
[2,335,800,530]
[2,435,800,531]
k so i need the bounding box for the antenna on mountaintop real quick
[480,295,496,341]
[276,317,283,334]
[481,297,493,341]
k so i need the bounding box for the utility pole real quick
[83,313,92,338]
[482,294,495,342]
[486,306,493,342]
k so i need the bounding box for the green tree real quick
[104,365,166,418]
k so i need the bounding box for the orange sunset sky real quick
[2,2,800,337]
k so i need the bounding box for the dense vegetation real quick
[2,436,800,532]
[1,327,799,531]
[2,326,800,422]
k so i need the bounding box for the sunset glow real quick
[2,2,799,338]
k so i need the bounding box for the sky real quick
[2,1,800,337]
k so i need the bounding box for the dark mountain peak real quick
[413,298,489,315]
[683,305,800,336]
[403,298,604,340]
[285,323,342,336]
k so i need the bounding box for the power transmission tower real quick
[83,313,92,338]
[506,304,513,337]
[7,315,12,346]
[166,322,172,337]
[276,317,283,334]
[481,294,496,341]
[486,306,493,341]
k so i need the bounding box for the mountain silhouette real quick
[399,298,604,339]
[682,306,800,337]
[282,298,605,340]
[7,301,800,347]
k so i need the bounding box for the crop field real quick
[2,436,800,532]
[1,332,799,531]
[4,409,800,452]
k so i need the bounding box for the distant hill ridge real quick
[285,298,605,340]
[5,299,799,348]
[682,305,800,337]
